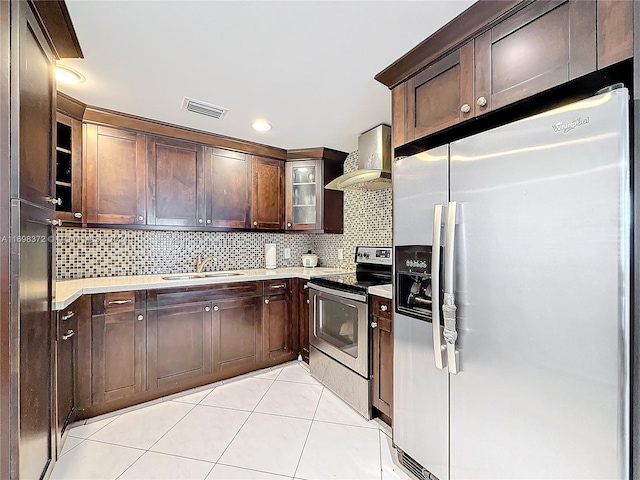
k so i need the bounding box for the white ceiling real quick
[60,0,475,153]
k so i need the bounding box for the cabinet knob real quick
[62,329,75,340]
[476,96,488,107]
[306,299,310,304]
[253,221,258,226]
[460,104,471,114]
[371,322,378,329]
[198,218,204,224]
[206,219,211,224]
[48,219,62,226]
[213,305,219,311]
[380,304,388,312]
[74,212,82,219]
[137,314,144,321]
[138,216,144,222]
[205,306,211,312]
[287,223,292,228]
[265,299,270,304]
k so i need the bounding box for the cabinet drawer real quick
[148,282,262,308]
[371,295,392,319]
[263,279,290,294]
[93,291,137,315]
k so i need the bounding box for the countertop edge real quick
[368,284,392,300]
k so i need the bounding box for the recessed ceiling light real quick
[252,120,272,132]
[55,65,86,85]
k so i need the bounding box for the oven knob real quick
[364,253,370,259]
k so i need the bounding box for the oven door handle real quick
[307,283,368,303]
[432,204,446,370]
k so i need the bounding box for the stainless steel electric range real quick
[307,246,392,418]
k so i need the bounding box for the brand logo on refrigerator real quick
[552,117,590,133]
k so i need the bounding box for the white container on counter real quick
[265,244,277,269]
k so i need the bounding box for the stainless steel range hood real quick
[325,124,391,191]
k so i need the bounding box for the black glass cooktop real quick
[310,271,391,295]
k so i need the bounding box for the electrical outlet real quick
[337,248,344,260]
[284,247,291,259]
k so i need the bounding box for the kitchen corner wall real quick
[312,150,392,269]
[55,150,392,279]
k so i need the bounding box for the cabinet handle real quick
[265,299,270,304]
[476,96,488,107]
[108,299,132,305]
[270,283,287,289]
[138,215,144,221]
[61,311,75,321]
[253,221,258,226]
[303,285,309,289]
[213,305,219,311]
[74,212,82,219]
[460,104,471,114]
[371,322,378,329]
[198,218,204,224]
[137,314,144,321]
[47,197,62,205]
[206,219,211,224]
[205,306,211,312]
[62,329,75,340]
[287,222,292,228]
[48,219,62,226]
[380,304,388,312]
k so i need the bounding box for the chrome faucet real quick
[196,255,216,273]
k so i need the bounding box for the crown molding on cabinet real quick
[30,0,83,58]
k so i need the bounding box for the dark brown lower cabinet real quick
[263,280,294,363]
[371,295,393,422]
[212,296,263,376]
[147,302,212,390]
[91,292,146,405]
[298,279,310,364]
[56,295,89,452]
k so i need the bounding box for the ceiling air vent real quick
[181,97,229,120]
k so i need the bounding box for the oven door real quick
[308,284,369,378]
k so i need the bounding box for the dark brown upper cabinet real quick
[285,148,347,234]
[84,125,147,225]
[55,113,83,223]
[474,0,596,114]
[16,3,56,209]
[251,156,284,230]
[405,42,475,141]
[596,0,634,69]
[147,136,205,227]
[206,148,251,229]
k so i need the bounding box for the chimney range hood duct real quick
[325,124,391,191]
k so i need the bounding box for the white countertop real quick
[368,284,392,300]
[54,267,352,311]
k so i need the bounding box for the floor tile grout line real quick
[69,413,121,440]
[115,449,215,480]
[312,418,380,431]
[214,461,294,479]
[293,385,325,479]
[144,402,199,453]
[379,429,384,480]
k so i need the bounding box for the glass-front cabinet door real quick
[285,159,321,230]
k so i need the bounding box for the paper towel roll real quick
[265,244,277,269]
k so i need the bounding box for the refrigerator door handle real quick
[444,201,460,374]
[432,204,446,369]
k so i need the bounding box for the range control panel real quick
[355,246,393,266]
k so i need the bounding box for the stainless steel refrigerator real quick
[393,87,630,480]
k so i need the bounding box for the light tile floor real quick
[52,362,409,480]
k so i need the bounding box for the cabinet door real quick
[371,315,393,418]
[251,156,284,230]
[15,3,55,209]
[91,308,146,405]
[298,279,310,364]
[56,295,89,446]
[285,160,322,230]
[212,297,262,376]
[55,114,83,222]
[147,303,212,390]
[84,124,146,225]
[596,0,634,69]
[206,148,251,229]
[147,136,205,227]
[406,42,474,140]
[263,291,293,362]
[475,0,596,114]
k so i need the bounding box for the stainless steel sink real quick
[161,274,204,280]
[202,272,243,278]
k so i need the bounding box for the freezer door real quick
[448,89,630,479]
[393,146,449,480]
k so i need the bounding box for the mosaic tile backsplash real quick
[55,150,393,279]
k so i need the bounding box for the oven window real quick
[317,296,359,359]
